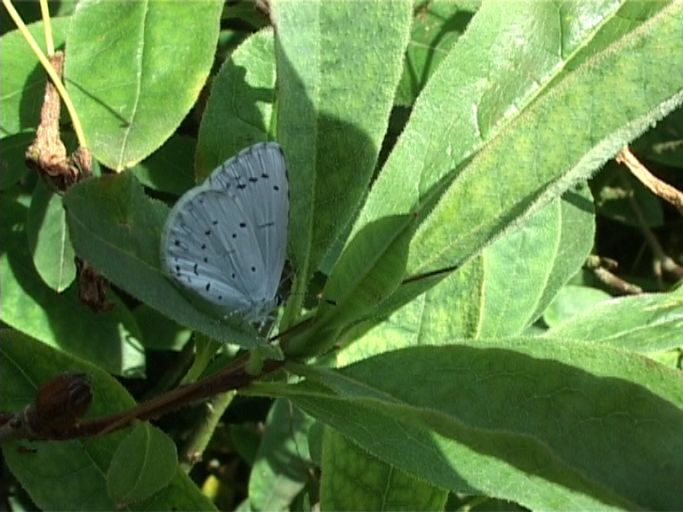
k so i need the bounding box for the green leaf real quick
[405,2,683,276]
[107,422,178,506]
[0,132,33,189]
[285,215,417,357]
[252,339,683,510]
[332,187,594,365]
[591,162,664,227]
[195,29,276,181]
[632,106,683,167]
[542,285,612,328]
[321,428,448,511]
[0,194,145,376]
[527,186,596,322]
[307,421,324,466]
[395,1,475,106]
[230,424,262,467]
[0,329,214,511]
[64,0,222,170]
[543,287,683,353]
[475,186,595,337]
[63,172,261,347]
[26,179,76,292]
[273,0,413,290]
[133,304,191,351]
[350,1,627,246]
[248,399,314,511]
[326,2,683,350]
[0,18,70,137]
[129,134,196,195]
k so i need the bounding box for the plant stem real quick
[0,355,283,443]
[2,0,87,148]
[38,0,54,56]
[179,391,235,472]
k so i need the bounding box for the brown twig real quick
[616,147,683,215]
[24,51,92,190]
[0,356,284,443]
[591,266,643,295]
[24,49,110,311]
[585,255,643,295]
[618,171,683,284]
[24,52,74,188]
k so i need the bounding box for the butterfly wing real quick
[161,142,288,321]
[207,142,289,303]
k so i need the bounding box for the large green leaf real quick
[632,105,683,167]
[0,194,145,376]
[63,172,261,347]
[321,428,448,511]
[542,285,612,328]
[395,1,476,106]
[129,134,196,195]
[273,0,413,294]
[0,329,214,511]
[64,0,222,170]
[405,2,682,275]
[195,29,276,182]
[0,18,70,137]
[133,304,191,351]
[474,186,595,337]
[293,1,683,358]
[349,1,629,244]
[26,179,76,292]
[250,339,683,510]
[543,287,683,353]
[334,187,595,365]
[107,422,178,506]
[248,399,314,511]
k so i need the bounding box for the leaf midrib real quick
[116,0,149,171]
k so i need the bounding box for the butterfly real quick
[161,142,289,323]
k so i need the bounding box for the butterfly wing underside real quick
[161,142,289,321]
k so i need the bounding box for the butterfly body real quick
[161,142,289,323]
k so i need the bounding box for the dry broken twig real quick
[616,146,683,215]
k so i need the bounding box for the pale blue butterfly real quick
[161,142,289,323]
